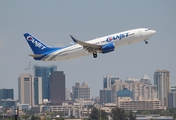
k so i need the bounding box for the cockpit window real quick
[145,28,150,31]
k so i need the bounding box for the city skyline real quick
[0,1,175,99]
[1,68,175,109]
[1,68,173,101]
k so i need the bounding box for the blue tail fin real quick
[24,33,55,54]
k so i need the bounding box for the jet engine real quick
[101,42,115,54]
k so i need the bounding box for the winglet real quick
[70,35,78,43]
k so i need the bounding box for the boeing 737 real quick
[23,28,156,61]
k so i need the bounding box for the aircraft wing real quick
[70,35,101,52]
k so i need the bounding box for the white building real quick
[117,97,160,111]
[65,89,71,100]
[154,70,170,107]
[18,73,33,106]
[50,102,82,117]
[72,82,90,100]
[111,76,157,103]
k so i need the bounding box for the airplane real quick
[23,28,156,61]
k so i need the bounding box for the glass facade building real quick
[34,65,57,100]
[0,99,16,108]
[103,75,119,89]
[117,88,133,98]
[0,89,14,100]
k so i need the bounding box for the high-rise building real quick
[0,89,14,100]
[111,76,157,103]
[34,77,42,105]
[72,82,90,100]
[154,70,170,107]
[50,71,65,103]
[103,75,120,89]
[34,65,57,100]
[168,92,176,108]
[100,89,112,104]
[18,73,33,106]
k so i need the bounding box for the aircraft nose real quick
[150,30,156,35]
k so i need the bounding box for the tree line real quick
[89,107,176,120]
[89,107,136,120]
[1,107,176,120]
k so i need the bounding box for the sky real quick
[0,1,175,99]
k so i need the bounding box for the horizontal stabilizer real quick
[29,54,44,58]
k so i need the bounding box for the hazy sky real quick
[0,1,175,99]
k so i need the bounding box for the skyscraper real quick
[0,89,14,100]
[34,65,57,100]
[103,75,120,89]
[50,71,65,103]
[34,77,42,105]
[18,73,33,106]
[72,82,90,100]
[154,70,170,107]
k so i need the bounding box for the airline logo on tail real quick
[26,36,47,50]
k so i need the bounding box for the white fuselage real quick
[42,28,155,61]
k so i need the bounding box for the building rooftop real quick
[141,74,150,80]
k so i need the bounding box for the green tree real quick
[159,110,170,116]
[128,110,136,120]
[3,118,14,120]
[111,107,127,120]
[90,107,99,119]
[141,110,150,115]
[22,114,30,120]
[31,115,41,120]
[173,113,176,120]
[100,109,107,120]
[55,118,64,120]
[89,107,107,120]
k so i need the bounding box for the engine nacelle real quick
[101,42,115,54]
